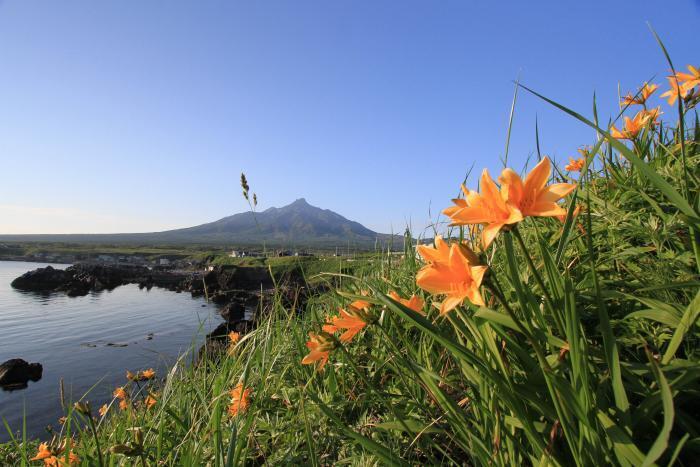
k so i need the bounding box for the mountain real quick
[0,199,403,249]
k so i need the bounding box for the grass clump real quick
[3,54,699,466]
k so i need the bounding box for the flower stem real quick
[511,227,563,333]
[87,415,104,467]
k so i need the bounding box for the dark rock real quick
[208,320,255,339]
[211,292,232,305]
[0,359,43,390]
[196,338,229,363]
[10,266,68,291]
[220,302,245,322]
[179,265,277,299]
[196,320,255,364]
[11,263,187,297]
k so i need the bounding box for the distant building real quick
[97,254,114,262]
[158,258,171,266]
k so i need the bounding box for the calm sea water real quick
[0,260,221,442]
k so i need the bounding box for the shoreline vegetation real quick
[2,55,700,465]
[0,243,382,267]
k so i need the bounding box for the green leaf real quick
[662,289,700,364]
[307,392,405,466]
[596,411,645,466]
[625,310,680,327]
[375,420,441,435]
[641,352,674,466]
[473,308,520,332]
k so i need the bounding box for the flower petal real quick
[440,295,465,314]
[482,222,505,248]
[523,157,551,194]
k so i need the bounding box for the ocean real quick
[0,260,221,441]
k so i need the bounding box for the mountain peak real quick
[279,198,315,212]
[167,197,386,247]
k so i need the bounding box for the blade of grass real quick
[661,289,700,365]
[641,351,674,466]
[307,392,404,466]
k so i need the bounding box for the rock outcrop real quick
[196,320,256,363]
[0,359,43,390]
[9,265,69,291]
[11,264,186,296]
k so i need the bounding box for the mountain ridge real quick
[0,199,403,249]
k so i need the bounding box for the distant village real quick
[0,243,368,270]
[12,251,194,269]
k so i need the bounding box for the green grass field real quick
[2,52,699,466]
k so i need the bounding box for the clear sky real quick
[0,1,698,236]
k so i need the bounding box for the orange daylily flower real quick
[445,157,574,248]
[498,157,576,218]
[388,291,425,315]
[416,236,487,314]
[228,331,241,344]
[127,369,155,381]
[31,441,79,466]
[227,331,242,355]
[98,404,108,417]
[565,157,585,172]
[610,109,651,139]
[228,383,251,416]
[322,299,374,342]
[119,399,129,411]
[676,65,700,89]
[660,65,700,105]
[641,106,663,125]
[443,170,523,248]
[660,76,688,106]
[349,299,371,310]
[620,82,658,106]
[329,308,369,343]
[301,331,336,371]
[144,394,157,410]
[577,146,592,157]
[113,387,127,400]
[31,443,53,461]
[321,319,339,334]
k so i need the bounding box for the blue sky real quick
[0,1,697,236]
